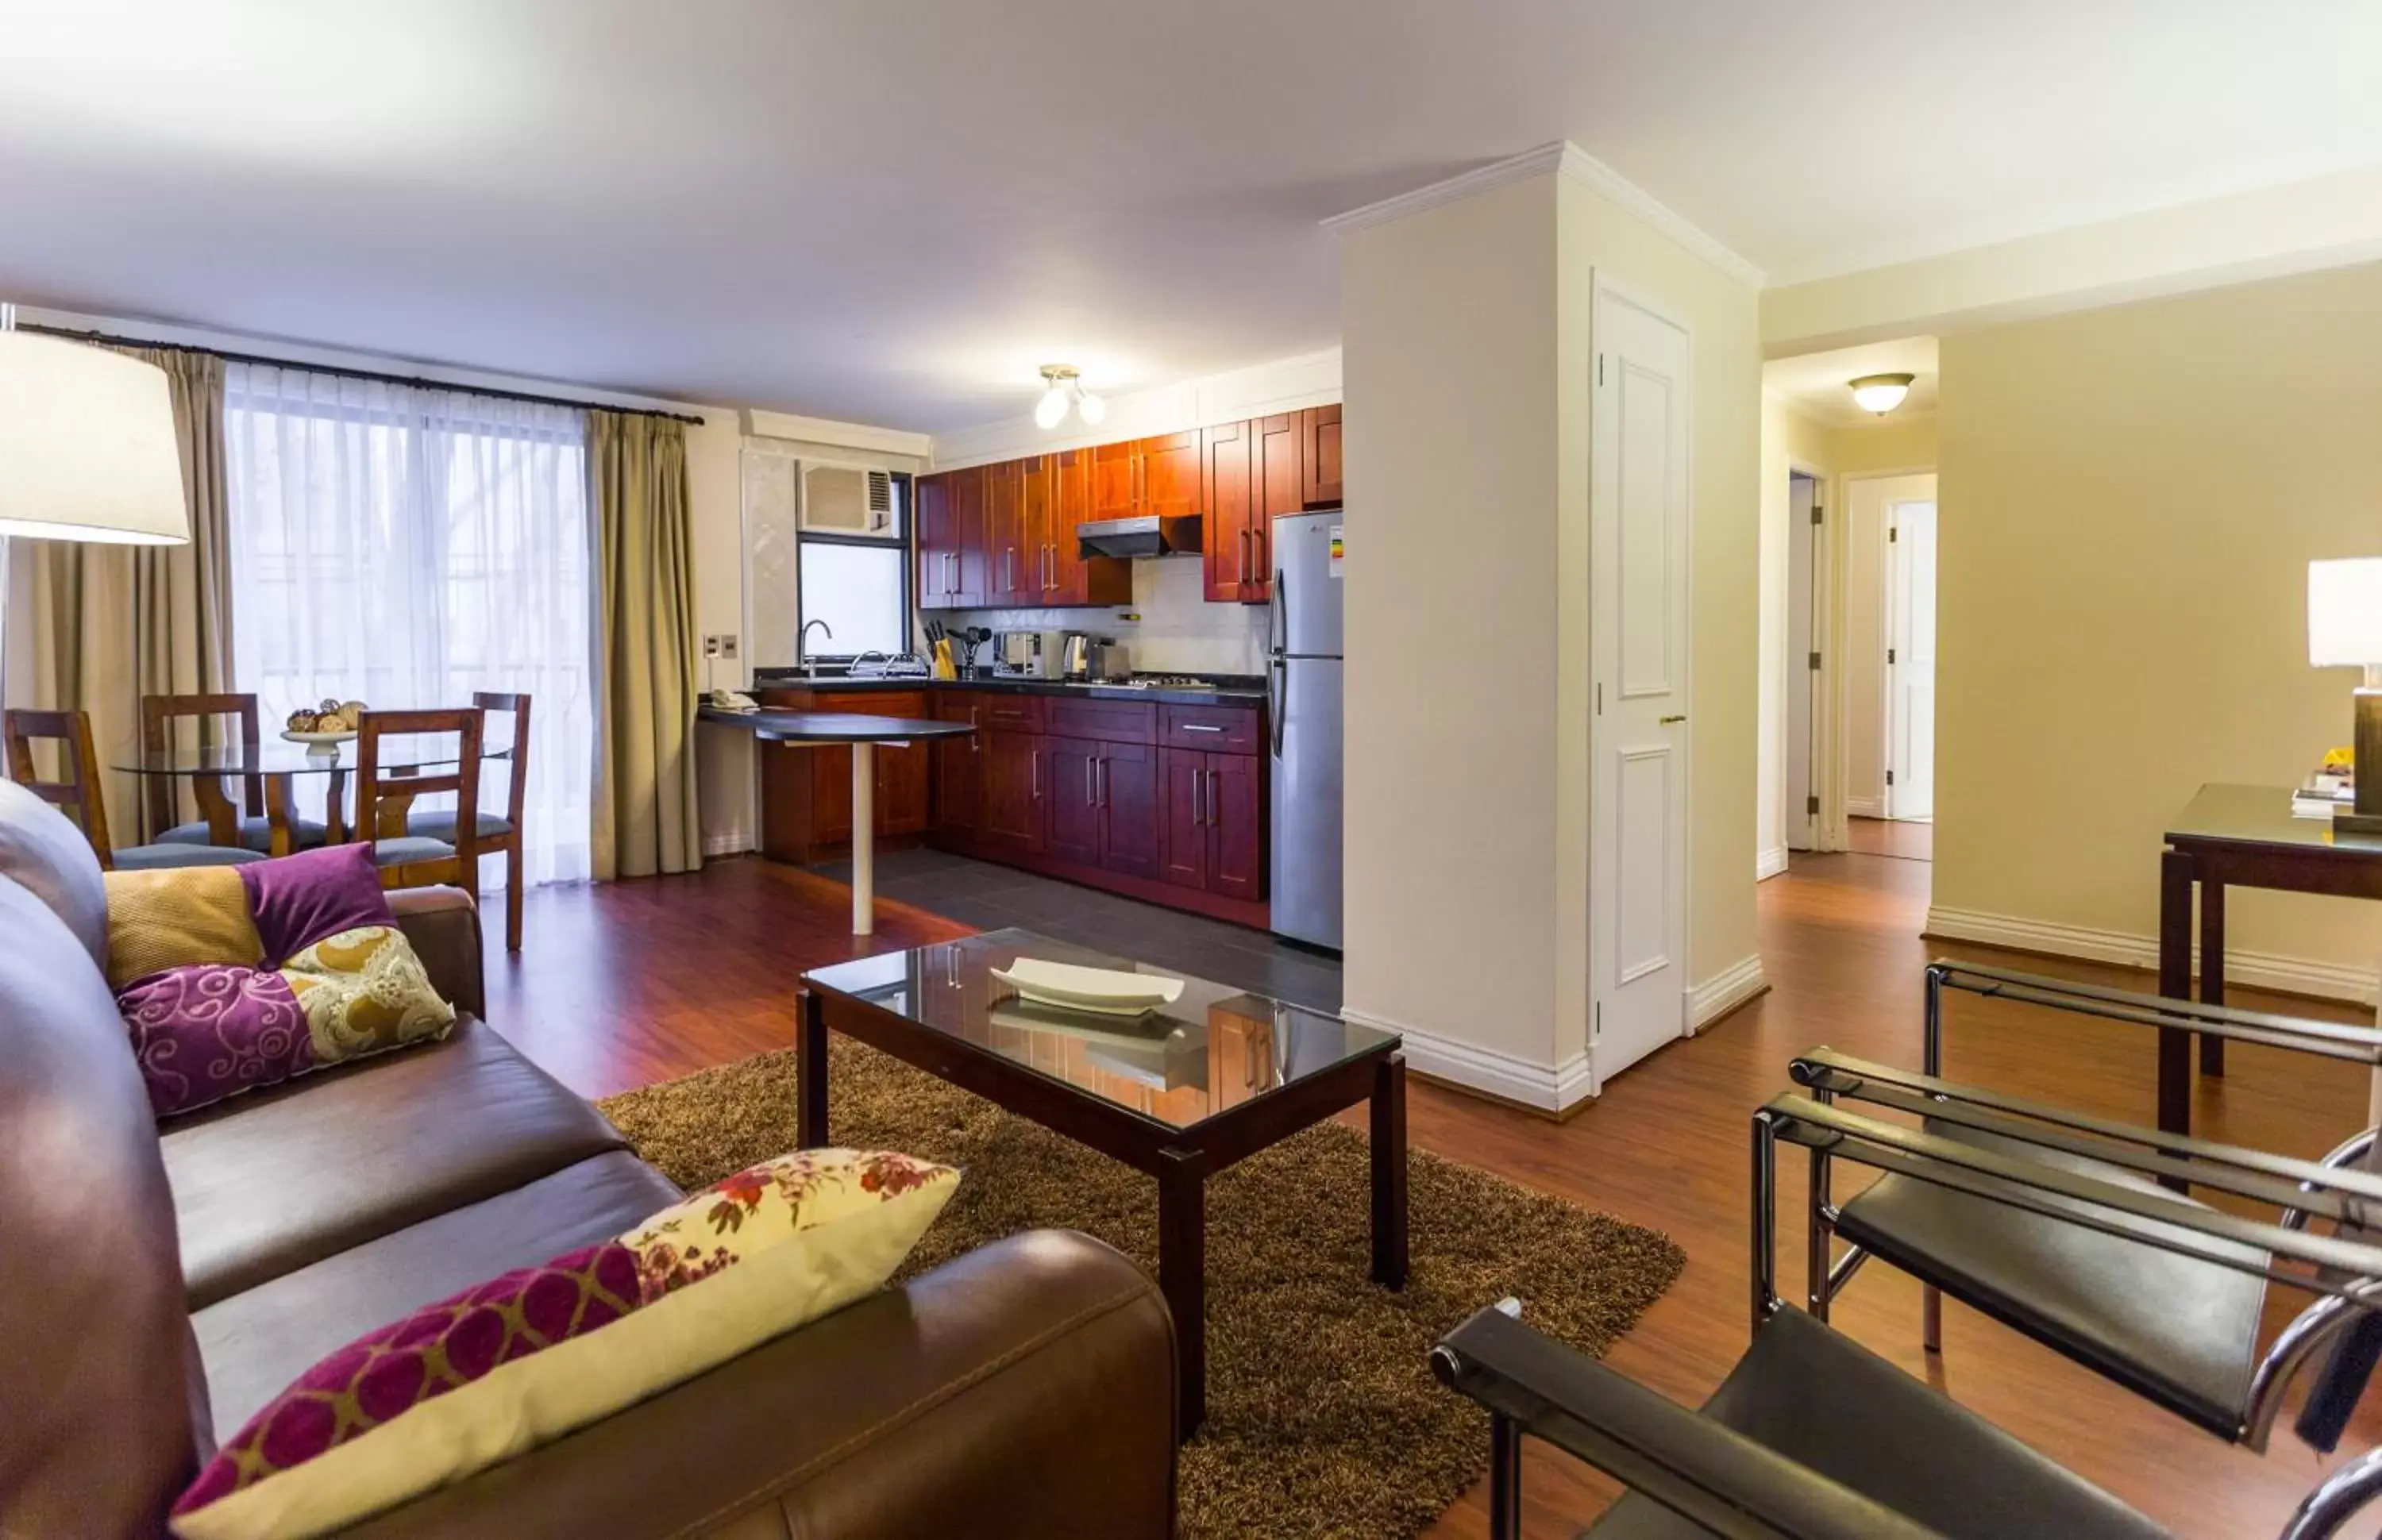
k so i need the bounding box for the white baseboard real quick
[1687,953,1768,1031]
[1756,845,1790,880]
[1340,1006,1595,1114]
[702,830,751,858]
[1848,795,1886,819]
[1924,905,2378,1007]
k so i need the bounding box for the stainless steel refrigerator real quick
[1267,510,1343,950]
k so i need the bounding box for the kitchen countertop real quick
[740,672,1266,708]
[695,706,975,741]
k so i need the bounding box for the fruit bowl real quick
[280,728,358,757]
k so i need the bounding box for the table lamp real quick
[2309,556,2382,834]
[0,325,190,545]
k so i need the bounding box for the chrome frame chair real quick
[1432,1088,2382,1539]
[1795,959,2382,1455]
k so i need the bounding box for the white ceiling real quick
[1764,338,1938,428]
[6,1,2382,431]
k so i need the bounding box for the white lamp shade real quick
[0,332,189,544]
[2308,557,2382,666]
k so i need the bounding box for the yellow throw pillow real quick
[102,866,264,991]
[171,1149,961,1540]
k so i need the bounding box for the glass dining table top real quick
[113,737,514,777]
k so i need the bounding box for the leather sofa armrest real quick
[387,886,484,1022]
[345,1229,1177,1539]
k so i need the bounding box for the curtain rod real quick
[21,323,710,427]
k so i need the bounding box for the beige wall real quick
[1339,164,1761,1107]
[1933,260,2382,999]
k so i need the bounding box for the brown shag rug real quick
[598,1041,1684,1539]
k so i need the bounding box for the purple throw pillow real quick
[120,964,315,1117]
[240,843,392,968]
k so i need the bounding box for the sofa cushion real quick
[195,1151,680,1434]
[0,877,203,1536]
[175,1149,958,1540]
[164,1016,627,1308]
[104,863,265,988]
[0,777,109,968]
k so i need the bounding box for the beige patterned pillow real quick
[279,926,455,1061]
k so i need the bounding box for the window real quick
[797,472,910,660]
[224,364,596,887]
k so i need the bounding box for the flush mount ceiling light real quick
[1848,372,1916,416]
[1033,364,1106,430]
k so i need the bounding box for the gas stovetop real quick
[1106,675,1218,691]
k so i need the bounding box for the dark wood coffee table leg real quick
[1371,1052,1409,1289]
[797,989,830,1148]
[1158,1147,1205,1438]
[2199,878,2226,1076]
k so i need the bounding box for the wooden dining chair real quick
[354,708,482,896]
[3,709,264,871]
[407,691,529,951]
[145,691,328,853]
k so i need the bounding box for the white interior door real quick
[1785,473,1817,850]
[1886,500,1937,819]
[1590,286,1691,1090]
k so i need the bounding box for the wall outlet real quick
[703,634,742,660]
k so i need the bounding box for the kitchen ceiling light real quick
[1848,372,1916,415]
[1034,364,1103,430]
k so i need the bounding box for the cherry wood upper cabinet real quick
[950,464,988,608]
[1139,431,1202,521]
[1090,441,1140,522]
[984,457,1033,605]
[1246,412,1306,604]
[1202,421,1254,604]
[1303,403,1343,507]
[1043,449,1131,606]
[916,472,956,609]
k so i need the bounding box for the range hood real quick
[1077,514,1202,559]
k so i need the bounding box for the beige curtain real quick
[4,345,232,840]
[589,409,702,880]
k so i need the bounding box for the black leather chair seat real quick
[1590,1307,2170,1539]
[195,1151,680,1434]
[161,1018,629,1309]
[1833,1120,2268,1437]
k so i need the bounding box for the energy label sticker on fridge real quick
[1328,524,1343,577]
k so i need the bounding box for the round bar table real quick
[718,710,977,934]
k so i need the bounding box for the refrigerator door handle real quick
[1269,656,1288,759]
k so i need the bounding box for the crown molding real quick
[1321,141,1766,290]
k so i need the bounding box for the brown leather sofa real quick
[0,780,1177,1538]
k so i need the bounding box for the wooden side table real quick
[2160,783,2382,1134]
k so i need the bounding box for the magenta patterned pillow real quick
[170,1149,960,1539]
[113,841,453,1118]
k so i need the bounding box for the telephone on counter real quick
[707,688,760,714]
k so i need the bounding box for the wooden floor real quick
[492,849,2378,1538]
[1840,814,1933,860]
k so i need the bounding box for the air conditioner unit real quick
[800,463,895,535]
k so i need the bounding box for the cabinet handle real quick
[969,706,980,753]
[1085,757,1097,806]
[1205,768,1219,826]
[1031,750,1039,799]
[1193,764,1206,824]
[1181,722,1224,734]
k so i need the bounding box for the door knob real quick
[1659,714,1686,725]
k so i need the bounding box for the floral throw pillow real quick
[170,1149,959,1540]
[106,844,456,1118]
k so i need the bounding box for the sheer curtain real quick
[225,364,594,886]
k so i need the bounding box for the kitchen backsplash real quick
[930,556,1266,675]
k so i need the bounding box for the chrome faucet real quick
[800,618,834,678]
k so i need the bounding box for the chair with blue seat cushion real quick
[357,707,483,901]
[407,691,528,952]
[3,709,264,873]
[143,691,328,854]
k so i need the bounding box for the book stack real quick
[2292,749,2357,819]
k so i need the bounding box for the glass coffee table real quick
[800,929,1408,1438]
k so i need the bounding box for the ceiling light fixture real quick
[1034,364,1104,431]
[1848,372,1916,416]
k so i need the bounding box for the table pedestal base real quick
[850,741,875,935]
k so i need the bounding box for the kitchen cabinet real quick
[1090,432,1203,524]
[981,730,1046,855]
[1045,735,1159,879]
[917,466,988,611]
[921,456,1127,610]
[755,688,931,863]
[985,457,1032,605]
[1159,746,1264,902]
[1247,411,1308,602]
[1202,420,1253,604]
[931,691,984,837]
[1044,736,1104,867]
[1045,447,1129,606]
[1304,403,1343,507]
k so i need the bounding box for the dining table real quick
[114,735,513,856]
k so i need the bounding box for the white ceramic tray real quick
[990,958,1185,1016]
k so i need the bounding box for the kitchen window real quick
[797,472,911,660]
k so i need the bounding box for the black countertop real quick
[696,706,974,741]
[740,671,1266,709]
